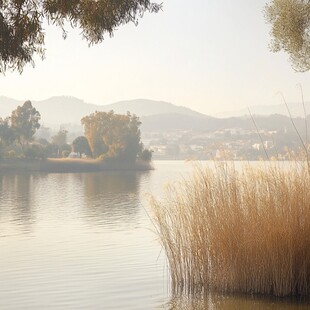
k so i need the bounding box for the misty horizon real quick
[2,0,310,116]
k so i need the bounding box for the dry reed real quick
[151,161,310,297]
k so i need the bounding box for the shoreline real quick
[0,158,153,173]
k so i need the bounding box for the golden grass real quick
[45,158,153,172]
[151,162,310,297]
[47,158,99,164]
[0,158,153,172]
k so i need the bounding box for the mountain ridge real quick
[0,96,211,126]
[1,96,308,134]
[215,102,310,118]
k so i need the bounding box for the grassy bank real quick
[151,162,310,297]
[0,158,153,173]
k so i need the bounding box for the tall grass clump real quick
[151,162,310,297]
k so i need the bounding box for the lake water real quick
[0,161,309,309]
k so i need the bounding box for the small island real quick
[0,101,153,173]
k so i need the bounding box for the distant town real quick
[34,123,309,161]
[142,127,307,161]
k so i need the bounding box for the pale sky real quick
[1,0,310,115]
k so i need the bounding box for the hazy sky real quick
[1,0,310,115]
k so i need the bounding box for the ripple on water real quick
[1,161,308,309]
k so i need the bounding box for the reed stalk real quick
[151,161,310,297]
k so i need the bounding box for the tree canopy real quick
[72,135,92,157]
[265,0,310,71]
[10,100,41,147]
[0,100,40,157]
[52,129,67,147]
[81,110,143,161]
[0,117,15,146]
[0,0,162,73]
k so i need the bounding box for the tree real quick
[72,136,92,157]
[113,112,143,161]
[10,100,41,148]
[81,110,143,161]
[0,117,16,146]
[81,111,109,157]
[52,129,67,146]
[0,0,162,73]
[265,0,310,71]
[51,129,68,156]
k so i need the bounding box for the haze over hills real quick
[141,113,310,133]
[0,96,209,126]
[215,101,310,118]
[101,99,208,118]
[0,96,309,134]
[0,96,22,117]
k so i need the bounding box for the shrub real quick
[139,149,153,162]
[44,143,59,158]
[151,162,310,297]
[7,150,16,158]
[72,136,92,157]
[23,144,47,159]
[62,150,70,158]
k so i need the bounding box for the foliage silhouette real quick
[0,0,162,72]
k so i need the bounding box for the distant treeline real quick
[0,101,152,163]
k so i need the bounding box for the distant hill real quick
[215,102,310,118]
[141,113,217,132]
[141,113,309,133]
[0,96,208,126]
[1,96,308,134]
[0,96,21,117]
[101,99,207,118]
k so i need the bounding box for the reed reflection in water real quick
[167,293,310,310]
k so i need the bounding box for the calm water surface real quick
[0,161,309,309]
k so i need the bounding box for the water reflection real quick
[81,171,150,228]
[0,171,152,234]
[0,173,38,234]
[167,293,310,310]
[1,162,307,309]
